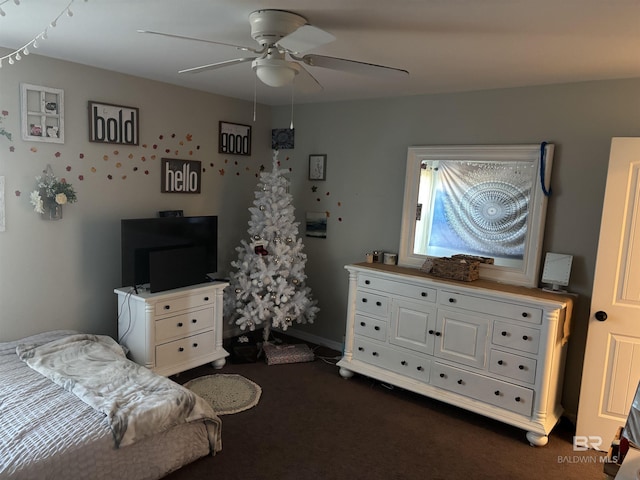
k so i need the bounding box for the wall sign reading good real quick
[88,101,139,145]
[219,121,251,156]
[161,158,202,194]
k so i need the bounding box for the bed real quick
[0,330,222,480]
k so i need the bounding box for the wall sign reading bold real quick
[161,158,202,194]
[89,101,139,145]
[219,121,251,156]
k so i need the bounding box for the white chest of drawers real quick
[337,263,574,446]
[115,282,229,377]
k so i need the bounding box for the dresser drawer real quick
[358,274,436,303]
[430,362,533,416]
[439,290,542,324]
[154,291,215,316]
[356,290,389,317]
[492,321,540,354]
[489,349,537,384]
[155,307,214,343]
[353,337,430,382]
[354,314,387,341]
[155,330,215,369]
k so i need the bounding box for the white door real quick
[576,137,640,450]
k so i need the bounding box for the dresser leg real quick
[526,431,548,447]
[339,367,354,379]
[212,358,226,369]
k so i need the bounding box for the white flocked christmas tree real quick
[225,150,319,342]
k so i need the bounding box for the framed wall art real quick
[272,128,294,150]
[161,158,202,194]
[88,101,139,145]
[21,83,64,143]
[219,121,251,156]
[309,154,327,181]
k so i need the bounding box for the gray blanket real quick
[17,333,218,449]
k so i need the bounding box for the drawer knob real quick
[428,329,435,335]
[448,298,456,303]
[401,360,407,366]
[358,347,364,352]
[421,292,427,297]
[376,301,382,306]
[365,280,371,285]
[515,396,521,402]
[497,360,504,365]
[417,366,424,372]
[193,343,198,348]
[372,351,379,357]
[164,305,171,310]
[178,347,184,352]
[439,373,445,378]
[362,298,368,303]
[360,321,366,326]
[522,335,529,341]
[494,390,501,396]
[204,296,210,301]
[374,326,380,331]
[457,379,463,385]
[519,365,525,370]
[501,331,508,336]
[435,331,441,337]
[522,312,528,318]
[192,319,197,324]
[177,322,183,327]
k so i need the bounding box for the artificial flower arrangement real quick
[29,167,77,215]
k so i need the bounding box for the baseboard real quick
[273,326,343,353]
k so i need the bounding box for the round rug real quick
[184,374,261,415]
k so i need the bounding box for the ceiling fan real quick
[138,9,409,91]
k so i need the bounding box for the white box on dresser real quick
[337,263,574,446]
[115,282,229,376]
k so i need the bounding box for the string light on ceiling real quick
[0,0,88,68]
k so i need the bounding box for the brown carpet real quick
[167,341,609,480]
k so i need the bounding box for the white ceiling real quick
[1,0,639,106]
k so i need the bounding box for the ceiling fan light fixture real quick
[252,57,300,87]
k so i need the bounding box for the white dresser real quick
[115,282,229,377]
[337,263,573,446]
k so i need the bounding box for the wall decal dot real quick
[325,211,330,217]
[150,155,156,160]
[338,202,342,206]
[174,150,179,155]
[159,135,164,140]
[236,172,240,176]
[202,168,206,173]
[14,190,20,197]
[133,166,138,171]
[30,147,37,152]
[338,217,343,222]
[10,146,15,152]
[107,174,113,180]
[224,159,228,164]
[78,175,84,180]
[103,155,109,161]
[189,150,193,155]
[153,144,157,149]
[186,134,192,141]
[165,149,170,153]
[179,141,184,146]
[113,150,119,155]
[246,167,250,171]
[317,198,321,202]
[144,170,149,175]
[128,153,133,159]
[66,166,72,171]
[196,145,200,150]
[121,175,127,180]
[326,192,330,196]
[55,152,61,157]
[171,133,176,138]
[79,153,84,159]
[141,156,146,162]
[311,186,318,192]
[116,162,122,168]
[142,144,148,148]
[219,169,225,176]
[91,167,97,173]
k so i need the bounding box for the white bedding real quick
[0,330,222,480]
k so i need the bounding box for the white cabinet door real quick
[435,308,490,369]
[389,298,436,354]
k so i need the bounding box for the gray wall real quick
[273,78,640,419]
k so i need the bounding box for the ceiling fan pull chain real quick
[253,74,257,122]
[290,81,295,129]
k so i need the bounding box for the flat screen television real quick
[121,215,218,292]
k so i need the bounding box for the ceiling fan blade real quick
[179,57,255,74]
[277,25,336,54]
[137,30,260,53]
[295,64,323,93]
[299,54,409,79]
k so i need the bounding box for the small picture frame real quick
[219,121,251,156]
[309,154,327,181]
